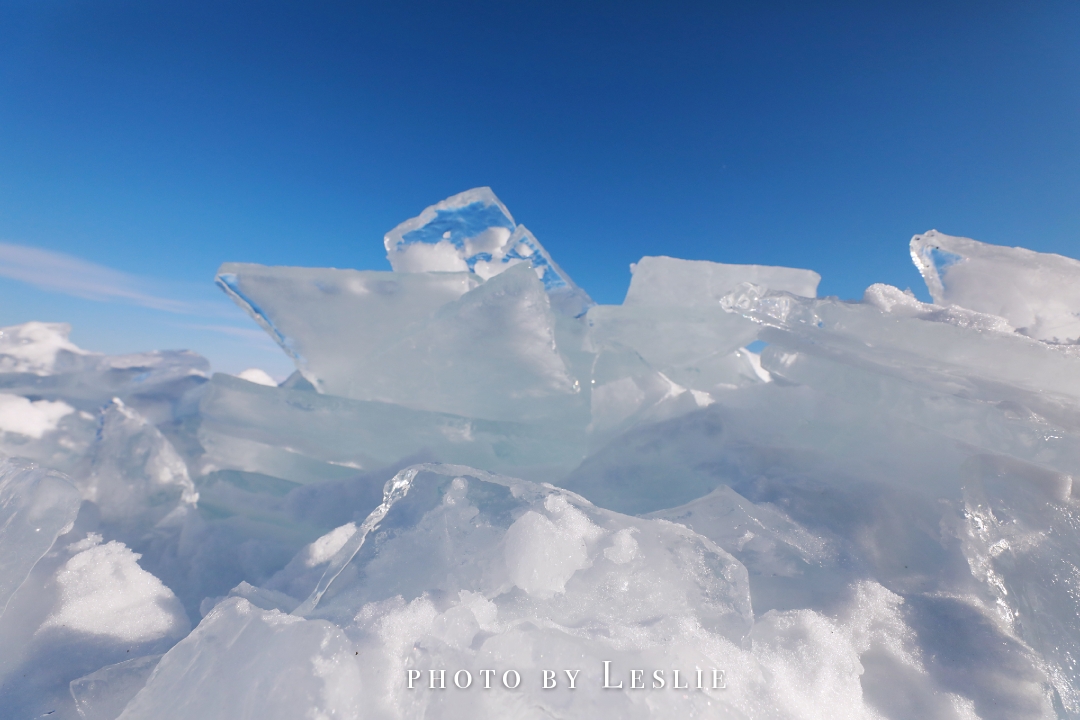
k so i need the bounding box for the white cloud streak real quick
[1,241,199,314]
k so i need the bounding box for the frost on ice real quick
[1,188,1079,718]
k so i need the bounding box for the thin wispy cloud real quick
[0,241,227,317]
[180,323,277,342]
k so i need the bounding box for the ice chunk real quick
[585,347,715,441]
[0,459,81,616]
[586,303,760,377]
[79,399,198,527]
[911,229,1080,343]
[623,256,820,307]
[585,258,818,390]
[650,484,834,576]
[118,465,988,718]
[358,263,580,420]
[295,465,751,637]
[70,654,163,720]
[219,261,583,421]
[722,283,1080,477]
[204,581,301,615]
[0,330,207,477]
[0,523,189,719]
[384,188,516,274]
[217,263,479,390]
[384,187,593,316]
[198,372,587,486]
[952,455,1080,712]
[0,321,89,375]
[118,597,360,720]
[117,465,760,719]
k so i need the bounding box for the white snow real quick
[40,537,189,643]
[0,393,74,438]
[0,321,89,375]
[236,367,277,386]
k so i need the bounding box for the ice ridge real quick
[1,196,1079,718]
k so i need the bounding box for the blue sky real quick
[1,0,1077,375]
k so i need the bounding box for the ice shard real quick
[216,264,479,393]
[586,257,819,392]
[911,229,1080,343]
[70,654,163,720]
[0,459,81,616]
[219,261,584,421]
[384,187,593,317]
[198,372,588,487]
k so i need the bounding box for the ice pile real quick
[1,190,1079,719]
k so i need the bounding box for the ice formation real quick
[1,191,1078,719]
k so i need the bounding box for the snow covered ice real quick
[1,191,1079,719]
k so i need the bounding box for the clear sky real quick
[1,0,1077,375]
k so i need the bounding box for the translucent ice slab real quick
[198,372,589,485]
[911,229,1080,343]
[623,256,820,307]
[219,261,584,421]
[585,257,818,389]
[723,283,1080,474]
[0,459,81,616]
[80,399,198,528]
[384,187,593,317]
[70,654,163,720]
[216,263,479,389]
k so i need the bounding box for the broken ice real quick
[1,188,1079,718]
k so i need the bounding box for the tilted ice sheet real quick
[586,257,818,390]
[585,346,717,442]
[70,654,163,720]
[623,256,820,307]
[911,230,1080,343]
[724,282,1080,477]
[219,261,584,421]
[198,372,589,486]
[216,263,479,392]
[956,455,1080,712]
[0,459,81,616]
[79,398,198,528]
[384,187,593,317]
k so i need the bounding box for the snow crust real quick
[1,189,1079,719]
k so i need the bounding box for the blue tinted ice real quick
[385,187,593,316]
[0,459,81,616]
